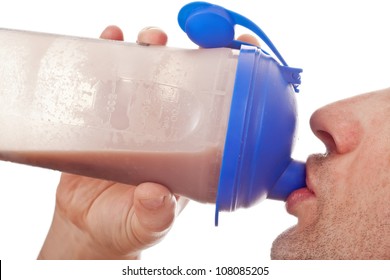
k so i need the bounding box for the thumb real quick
[129,183,177,251]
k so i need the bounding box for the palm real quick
[56,174,142,255]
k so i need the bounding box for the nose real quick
[309,101,363,154]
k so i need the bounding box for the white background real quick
[1,0,389,278]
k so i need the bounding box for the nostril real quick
[310,102,363,155]
[315,130,337,154]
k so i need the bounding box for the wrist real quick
[38,210,140,260]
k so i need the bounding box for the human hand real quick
[38,26,186,260]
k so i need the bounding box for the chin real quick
[270,226,300,260]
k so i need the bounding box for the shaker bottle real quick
[0,1,305,224]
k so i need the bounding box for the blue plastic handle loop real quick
[178,1,289,66]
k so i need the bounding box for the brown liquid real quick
[0,148,222,203]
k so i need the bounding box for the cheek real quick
[335,144,390,216]
[314,155,368,222]
[354,134,390,185]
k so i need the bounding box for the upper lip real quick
[304,157,316,195]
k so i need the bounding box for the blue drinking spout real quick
[268,160,306,200]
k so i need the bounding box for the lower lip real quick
[286,188,315,214]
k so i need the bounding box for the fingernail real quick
[137,26,166,46]
[140,195,166,210]
[140,26,160,32]
[137,27,157,45]
[136,41,150,46]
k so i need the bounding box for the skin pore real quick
[271,89,390,259]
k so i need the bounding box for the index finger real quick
[237,34,261,47]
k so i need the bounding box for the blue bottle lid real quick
[215,46,305,225]
[178,2,306,225]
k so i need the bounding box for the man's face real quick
[271,88,390,259]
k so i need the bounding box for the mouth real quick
[285,176,316,215]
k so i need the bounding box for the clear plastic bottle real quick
[0,28,305,222]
